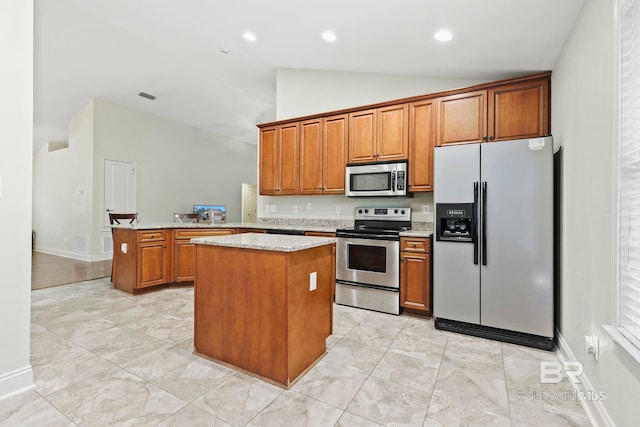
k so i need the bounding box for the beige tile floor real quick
[0,278,591,426]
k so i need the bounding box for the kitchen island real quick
[192,233,335,388]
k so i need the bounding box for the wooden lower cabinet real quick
[400,237,431,316]
[174,229,234,282]
[112,228,171,294]
[112,227,234,294]
[194,243,333,387]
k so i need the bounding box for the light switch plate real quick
[306,202,312,210]
[293,205,298,213]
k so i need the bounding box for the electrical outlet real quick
[336,205,341,214]
[265,204,270,213]
[269,205,277,213]
[309,272,317,291]
[422,204,431,214]
[293,205,298,214]
[306,202,312,210]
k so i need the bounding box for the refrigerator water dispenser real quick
[435,203,475,242]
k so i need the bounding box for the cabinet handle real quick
[489,135,495,141]
[482,136,488,142]
[412,243,417,248]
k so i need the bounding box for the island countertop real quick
[191,232,335,252]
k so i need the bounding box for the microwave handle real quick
[391,171,396,192]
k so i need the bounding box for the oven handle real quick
[336,232,400,241]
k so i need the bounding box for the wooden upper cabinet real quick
[378,104,409,161]
[436,90,487,146]
[259,123,299,195]
[278,123,299,194]
[408,99,436,192]
[349,105,408,163]
[259,126,278,195]
[349,109,377,163]
[300,115,348,195]
[322,114,348,194]
[488,79,550,141]
[299,119,323,195]
[436,76,550,146]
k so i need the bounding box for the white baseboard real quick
[556,330,615,427]
[34,247,112,262]
[0,365,34,401]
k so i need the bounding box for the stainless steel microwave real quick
[345,161,409,197]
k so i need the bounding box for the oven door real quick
[336,236,400,288]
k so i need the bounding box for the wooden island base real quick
[194,243,333,388]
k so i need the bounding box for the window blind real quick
[619,0,640,349]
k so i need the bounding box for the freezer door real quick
[433,144,480,324]
[480,137,554,338]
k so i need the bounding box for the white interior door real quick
[104,159,136,225]
[241,183,258,223]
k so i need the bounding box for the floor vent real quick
[102,234,113,253]
[74,234,89,254]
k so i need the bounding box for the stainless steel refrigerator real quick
[433,136,554,350]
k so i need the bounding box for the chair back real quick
[173,213,198,223]
[109,213,139,225]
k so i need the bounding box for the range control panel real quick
[354,207,412,222]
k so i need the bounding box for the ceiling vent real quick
[138,92,156,100]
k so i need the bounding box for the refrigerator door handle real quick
[482,181,487,266]
[473,181,479,265]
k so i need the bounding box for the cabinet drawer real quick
[400,237,430,253]
[137,230,166,242]
[174,229,233,240]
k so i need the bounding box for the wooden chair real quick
[173,213,198,223]
[109,213,139,225]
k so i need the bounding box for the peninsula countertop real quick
[191,232,336,252]
[109,222,337,233]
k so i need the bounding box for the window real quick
[609,0,640,361]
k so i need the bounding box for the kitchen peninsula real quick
[192,233,335,388]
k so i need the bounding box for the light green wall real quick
[553,0,640,425]
[33,98,257,260]
[276,68,485,121]
[91,98,257,254]
[0,0,33,398]
[32,101,94,259]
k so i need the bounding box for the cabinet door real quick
[279,122,300,195]
[323,114,348,194]
[488,79,550,142]
[299,119,323,195]
[138,241,167,288]
[436,90,487,146]
[348,109,377,163]
[377,104,409,161]
[174,240,196,282]
[408,100,436,192]
[259,126,278,195]
[400,252,431,313]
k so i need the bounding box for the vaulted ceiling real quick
[34,0,584,152]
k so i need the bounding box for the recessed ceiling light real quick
[434,30,453,42]
[321,31,336,42]
[243,32,256,42]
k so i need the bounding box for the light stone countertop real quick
[110,222,337,233]
[191,233,336,252]
[399,230,433,238]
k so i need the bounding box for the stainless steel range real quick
[335,207,411,315]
